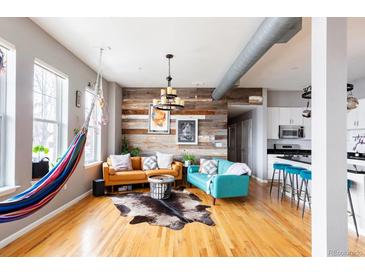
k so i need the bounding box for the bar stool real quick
[282,166,307,204]
[298,170,312,218]
[347,179,359,238]
[270,163,292,199]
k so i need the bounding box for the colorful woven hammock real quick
[0,49,107,223]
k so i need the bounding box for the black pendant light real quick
[152,54,184,111]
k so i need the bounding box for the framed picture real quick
[75,90,81,108]
[176,119,198,145]
[148,103,170,134]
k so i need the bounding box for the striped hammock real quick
[0,49,107,223]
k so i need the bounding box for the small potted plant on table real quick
[182,153,196,167]
[32,145,50,179]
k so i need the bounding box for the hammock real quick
[0,49,108,223]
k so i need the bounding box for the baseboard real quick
[251,175,268,184]
[0,189,92,249]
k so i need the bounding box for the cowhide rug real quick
[110,188,215,230]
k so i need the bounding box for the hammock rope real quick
[0,48,107,223]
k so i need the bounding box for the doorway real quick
[241,119,253,167]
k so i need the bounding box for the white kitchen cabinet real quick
[267,108,280,139]
[278,108,291,125]
[279,107,303,126]
[347,108,359,130]
[302,111,311,139]
[267,154,284,180]
[290,108,304,125]
[347,98,365,130]
[267,107,306,139]
[357,98,365,129]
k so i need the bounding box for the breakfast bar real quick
[273,155,365,236]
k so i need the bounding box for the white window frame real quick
[0,44,8,187]
[32,60,68,164]
[84,88,101,166]
[0,38,16,192]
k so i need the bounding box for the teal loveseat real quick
[187,158,250,205]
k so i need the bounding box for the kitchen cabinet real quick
[279,107,303,126]
[267,154,284,180]
[267,107,305,139]
[267,108,280,139]
[302,112,311,139]
[347,98,365,130]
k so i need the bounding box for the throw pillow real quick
[156,152,174,169]
[109,154,132,171]
[199,159,218,176]
[142,156,158,170]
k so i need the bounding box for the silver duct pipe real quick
[212,17,302,100]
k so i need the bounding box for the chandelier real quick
[153,54,184,111]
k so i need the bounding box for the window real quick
[32,62,67,164]
[84,89,101,165]
[0,44,8,186]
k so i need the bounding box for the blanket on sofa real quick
[205,163,252,194]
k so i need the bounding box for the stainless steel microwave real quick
[279,125,304,139]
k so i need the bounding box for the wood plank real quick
[1,180,364,257]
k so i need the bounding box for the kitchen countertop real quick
[276,155,365,174]
[267,149,311,155]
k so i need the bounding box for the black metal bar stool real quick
[270,163,292,200]
[347,179,359,238]
[282,166,307,204]
[298,170,312,218]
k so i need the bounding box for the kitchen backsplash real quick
[347,129,365,153]
[267,139,312,150]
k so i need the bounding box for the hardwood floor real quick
[0,180,364,256]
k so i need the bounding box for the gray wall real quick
[267,90,306,107]
[0,18,110,243]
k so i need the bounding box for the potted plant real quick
[121,136,129,155]
[182,153,196,167]
[130,147,140,157]
[121,136,141,157]
[32,145,50,178]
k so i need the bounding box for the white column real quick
[311,17,348,256]
[107,82,123,155]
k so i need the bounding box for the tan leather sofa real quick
[102,156,183,187]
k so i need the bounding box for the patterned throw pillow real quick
[199,159,218,176]
[142,156,158,170]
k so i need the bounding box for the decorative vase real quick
[184,160,191,167]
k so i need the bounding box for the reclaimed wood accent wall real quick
[122,87,262,160]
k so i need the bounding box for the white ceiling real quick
[31,17,264,87]
[31,17,365,91]
[240,17,365,91]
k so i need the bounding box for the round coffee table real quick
[148,175,175,199]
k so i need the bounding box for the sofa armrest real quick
[172,161,183,179]
[211,175,250,198]
[188,165,200,174]
[102,162,110,185]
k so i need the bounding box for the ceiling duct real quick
[212,17,302,100]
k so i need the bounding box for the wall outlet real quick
[64,184,68,190]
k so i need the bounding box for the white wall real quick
[0,18,110,242]
[228,89,268,181]
[267,90,306,108]
[352,77,365,99]
[107,82,122,155]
